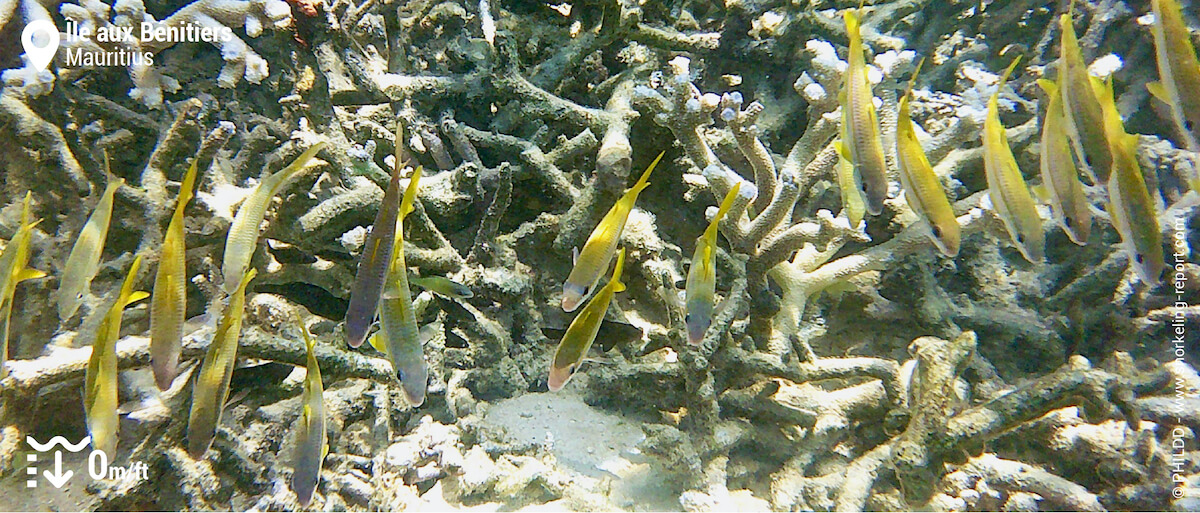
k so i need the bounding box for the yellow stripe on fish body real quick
[841,7,889,216]
[1150,0,1200,151]
[151,160,199,391]
[291,316,326,506]
[685,183,740,345]
[550,248,627,391]
[1036,78,1092,246]
[982,57,1045,263]
[895,59,961,257]
[561,152,662,312]
[187,268,256,458]
[378,167,428,407]
[84,254,148,457]
[222,143,326,293]
[1095,77,1165,284]
[57,174,123,321]
[1058,3,1113,182]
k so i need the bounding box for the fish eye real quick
[861,182,869,193]
[396,369,406,381]
[567,364,576,375]
[685,313,693,323]
[931,226,942,238]
[1187,120,1195,132]
[1064,217,1073,228]
[1135,254,1144,264]
[76,293,84,300]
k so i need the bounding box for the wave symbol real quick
[26,435,91,453]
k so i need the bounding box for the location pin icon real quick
[21,20,60,72]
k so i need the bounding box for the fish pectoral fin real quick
[126,291,151,306]
[419,323,438,345]
[224,388,251,408]
[572,246,579,266]
[302,404,311,423]
[1146,81,1172,106]
[1030,184,1049,203]
[322,443,329,459]
[368,333,388,354]
[980,192,994,211]
[834,140,851,161]
[15,268,46,282]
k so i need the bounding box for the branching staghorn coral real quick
[0,0,1197,511]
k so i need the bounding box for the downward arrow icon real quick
[43,451,72,488]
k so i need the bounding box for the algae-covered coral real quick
[0,0,1198,511]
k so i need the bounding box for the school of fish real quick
[0,0,1196,506]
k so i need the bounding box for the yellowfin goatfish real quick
[685,183,740,345]
[895,59,961,257]
[151,160,199,390]
[291,316,327,506]
[1148,0,1200,154]
[223,143,325,293]
[1058,2,1113,182]
[838,6,889,215]
[982,57,1045,263]
[371,167,428,406]
[550,248,627,391]
[410,275,473,299]
[1096,77,1165,283]
[0,193,46,378]
[84,254,149,457]
[345,152,408,348]
[1036,78,1092,245]
[188,268,257,458]
[57,172,123,321]
[561,153,661,312]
